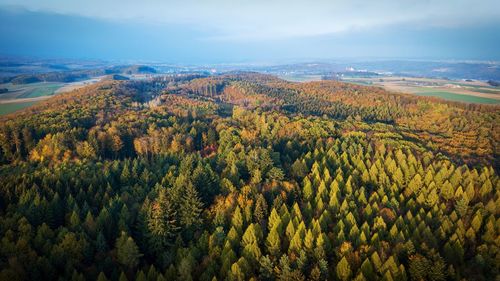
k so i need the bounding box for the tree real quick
[259,255,274,281]
[97,272,109,281]
[147,188,179,252]
[265,227,281,257]
[242,224,262,263]
[456,197,469,217]
[254,194,268,224]
[428,256,446,281]
[409,254,430,281]
[336,257,352,281]
[119,272,128,281]
[361,258,375,280]
[179,182,204,229]
[231,206,244,232]
[303,177,313,201]
[471,212,482,232]
[291,159,308,180]
[116,231,142,268]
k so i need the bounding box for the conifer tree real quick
[265,227,281,257]
[336,257,352,281]
[179,182,204,229]
[116,231,142,269]
[147,188,179,252]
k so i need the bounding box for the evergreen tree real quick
[179,182,204,229]
[147,189,179,252]
[336,257,352,281]
[265,227,281,257]
[116,231,142,269]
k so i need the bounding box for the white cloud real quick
[2,0,499,40]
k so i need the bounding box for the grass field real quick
[0,82,65,115]
[412,88,499,104]
[341,76,500,104]
[0,102,37,115]
[19,83,63,98]
[1,82,64,99]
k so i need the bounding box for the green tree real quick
[409,254,430,281]
[179,182,204,229]
[147,189,179,252]
[265,227,281,257]
[116,231,142,268]
[291,159,308,180]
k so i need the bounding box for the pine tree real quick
[241,224,259,248]
[231,206,244,232]
[336,257,352,281]
[119,272,128,281]
[265,227,281,257]
[179,182,203,228]
[303,177,313,201]
[116,231,142,268]
[259,255,274,281]
[409,254,430,281]
[97,272,109,281]
[428,256,446,281]
[147,188,179,251]
[268,208,282,232]
[361,258,375,280]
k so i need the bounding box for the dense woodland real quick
[0,73,498,281]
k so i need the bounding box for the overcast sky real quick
[1,0,499,62]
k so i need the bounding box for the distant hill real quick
[0,64,156,84]
[122,65,157,74]
[103,74,130,81]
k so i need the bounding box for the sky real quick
[1,0,499,63]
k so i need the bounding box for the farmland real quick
[0,101,36,115]
[0,78,102,115]
[341,76,500,104]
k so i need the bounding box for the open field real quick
[0,101,37,115]
[0,82,64,99]
[411,88,500,104]
[0,78,103,115]
[341,76,500,104]
[278,74,324,82]
[0,82,64,115]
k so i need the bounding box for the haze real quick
[1,0,500,62]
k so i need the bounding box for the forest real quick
[0,73,498,281]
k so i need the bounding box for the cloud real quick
[1,0,500,40]
[1,6,499,62]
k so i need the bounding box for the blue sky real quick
[1,0,499,63]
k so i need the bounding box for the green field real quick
[0,102,37,115]
[2,82,64,99]
[469,88,500,95]
[412,88,500,104]
[0,82,65,115]
[18,83,63,98]
[342,78,500,104]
